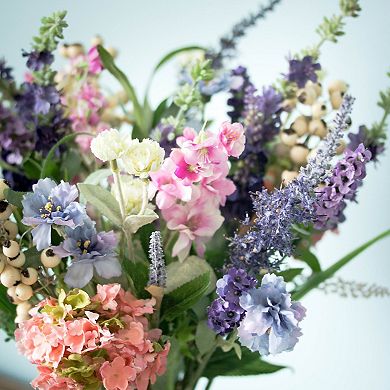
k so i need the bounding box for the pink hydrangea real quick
[100,356,136,390]
[94,283,121,311]
[32,366,82,390]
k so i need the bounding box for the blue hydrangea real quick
[238,273,306,356]
[54,217,121,288]
[22,179,86,250]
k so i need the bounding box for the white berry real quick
[15,314,30,323]
[281,170,299,184]
[290,145,309,165]
[16,302,32,316]
[328,80,348,95]
[3,220,18,240]
[21,267,38,285]
[330,91,344,110]
[312,101,327,119]
[0,179,9,201]
[15,283,33,301]
[0,202,13,220]
[41,248,61,268]
[6,251,25,268]
[291,116,308,136]
[3,240,20,258]
[280,129,298,146]
[0,254,5,274]
[309,119,327,138]
[0,265,21,288]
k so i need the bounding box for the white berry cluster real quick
[277,80,349,184]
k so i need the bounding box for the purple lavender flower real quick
[22,50,54,72]
[286,56,321,88]
[227,66,253,123]
[207,298,245,336]
[53,217,121,288]
[348,125,385,162]
[0,104,34,165]
[16,82,60,119]
[243,85,283,152]
[208,267,256,335]
[22,179,86,251]
[314,143,371,230]
[238,273,306,356]
[0,59,13,81]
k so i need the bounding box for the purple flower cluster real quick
[314,143,371,230]
[22,50,54,72]
[348,125,385,162]
[0,104,35,165]
[243,85,283,152]
[238,273,306,356]
[208,267,256,335]
[286,55,321,88]
[151,123,177,157]
[227,66,253,122]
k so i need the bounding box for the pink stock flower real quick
[32,366,82,390]
[162,199,224,261]
[218,121,246,157]
[87,45,104,74]
[100,356,136,390]
[202,176,236,206]
[149,159,192,209]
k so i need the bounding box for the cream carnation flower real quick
[90,128,127,162]
[122,138,164,178]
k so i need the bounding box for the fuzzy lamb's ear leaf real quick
[78,183,122,226]
[195,320,216,356]
[203,347,286,379]
[161,271,211,321]
[123,209,159,234]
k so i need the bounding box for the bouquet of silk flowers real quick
[0,1,389,389]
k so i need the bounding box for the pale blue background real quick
[0,0,389,389]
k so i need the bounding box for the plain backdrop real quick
[0,0,389,389]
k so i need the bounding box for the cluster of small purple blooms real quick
[314,143,372,230]
[147,231,167,288]
[207,267,256,335]
[286,55,321,88]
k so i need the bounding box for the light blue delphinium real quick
[238,273,306,356]
[22,178,86,251]
[54,217,121,288]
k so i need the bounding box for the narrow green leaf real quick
[97,45,146,137]
[204,347,286,378]
[40,132,93,179]
[278,268,304,282]
[78,183,122,226]
[4,189,26,209]
[152,98,169,128]
[293,229,390,300]
[295,247,321,273]
[161,272,210,321]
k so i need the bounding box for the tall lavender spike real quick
[298,94,355,188]
[148,231,166,288]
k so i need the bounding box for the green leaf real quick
[78,183,122,226]
[97,45,146,138]
[123,209,159,234]
[195,320,216,356]
[295,247,322,273]
[278,268,304,282]
[4,189,26,209]
[40,132,92,179]
[204,226,228,271]
[121,257,149,299]
[204,347,286,379]
[0,285,16,315]
[23,158,42,179]
[145,46,206,96]
[23,247,41,268]
[293,229,390,300]
[83,169,112,185]
[161,271,211,321]
[152,98,169,128]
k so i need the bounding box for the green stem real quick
[293,229,390,300]
[205,378,214,390]
[184,345,217,390]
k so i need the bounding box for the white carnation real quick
[90,128,127,162]
[122,138,164,178]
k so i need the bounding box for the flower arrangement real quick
[0,1,389,389]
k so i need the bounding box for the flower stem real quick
[138,179,148,216]
[109,159,135,261]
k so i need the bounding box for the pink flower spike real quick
[218,121,246,157]
[87,45,104,74]
[100,356,136,390]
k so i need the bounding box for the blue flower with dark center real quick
[238,273,306,355]
[22,179,86,250]
[54,217,121,288]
